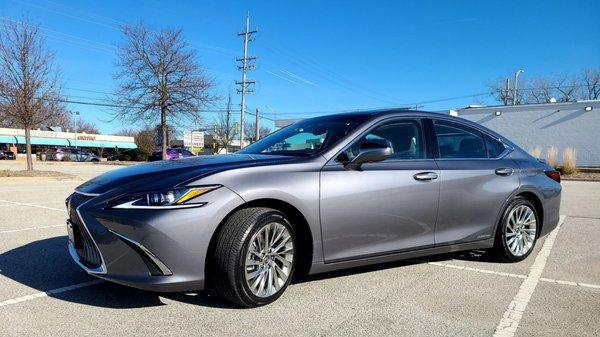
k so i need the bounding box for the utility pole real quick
[513,69,524,105]
[503,78,510,106]
[225,93,232,153]
[255,108,260,141]
[236,12,257,148]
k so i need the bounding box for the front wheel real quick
[492,197,539,262]
[212,207,296,307]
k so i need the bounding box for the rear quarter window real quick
[484,134,506,158]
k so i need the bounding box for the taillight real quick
[545,170,561,183]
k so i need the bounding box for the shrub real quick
[546,146,558,168]
[529,146,542,158]
[562,147,577,175]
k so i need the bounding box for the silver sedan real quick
[66,110,561,307]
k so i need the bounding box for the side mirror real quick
[343,145,392,170]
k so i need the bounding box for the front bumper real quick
[67,186,244,292]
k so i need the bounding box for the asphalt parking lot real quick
[0,163,599,337]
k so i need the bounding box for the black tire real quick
[492,196,539,262]
[212,207,296,307]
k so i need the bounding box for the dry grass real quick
[529,146,542,158]
[0,169,74,178]
[546,146,558,168]
[562,147,577,175]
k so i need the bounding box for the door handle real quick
[413,172,438,181]
[495,168,514,176]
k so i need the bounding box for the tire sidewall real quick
[498,197,539,262]
[236,210,297,306]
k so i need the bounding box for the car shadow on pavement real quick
[0,236,499,309]
[0,235,247,309]
[294,250,499,284]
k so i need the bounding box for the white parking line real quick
[493,215,566,337]
[425,260,600,290]
[426,261,527,279]
[0,224,64,234]
[0,280,104,308]
[539,277,600,289]
[0,199,66,212]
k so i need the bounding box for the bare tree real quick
[580,68,600,100]
[211,109,237,153]
[77,120,100,134]
[552,74,578,102]
[115,128,138,137]
[112,23,215,159]
[487,78,512,106]
[0,19,66,170]
[244,121,271,143]
[68,115,100,134]
[523,77,552,103]
[489,70,594,105]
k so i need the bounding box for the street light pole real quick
[69,111,80,148]
[513,69,524,105]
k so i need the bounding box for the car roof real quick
[302,108,437,122]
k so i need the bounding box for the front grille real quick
[68,193,102,268]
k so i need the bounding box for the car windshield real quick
[238,115,365,156]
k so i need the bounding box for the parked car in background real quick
[107,149,150,162]
[0,150,16,160]
[67,110,561,307]
[148,148,195,161]
[45,147,100,162]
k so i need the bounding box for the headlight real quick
[111,185,220,209]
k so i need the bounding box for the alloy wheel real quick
[244,222,294,298]
[505,205,537,256]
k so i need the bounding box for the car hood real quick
[76,154,295,194]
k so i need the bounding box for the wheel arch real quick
[515,191,544,236]
[205,198,314,287]
[492,187,545,239]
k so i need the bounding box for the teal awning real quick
[100,141,137,149]
[14,136,69,146]
[0,135,17,144]
[5,136,136,149]
[69,139,137,149]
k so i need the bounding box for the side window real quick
[433,120,486,159]
[344,119,426,161]
[484,134,506,158]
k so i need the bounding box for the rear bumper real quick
[67,187,244,292]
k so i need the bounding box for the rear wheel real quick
[492,197,539,262]
[212,207,296,307]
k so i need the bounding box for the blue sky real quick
[1,0,599,133]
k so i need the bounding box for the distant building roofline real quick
[457,99,599,111]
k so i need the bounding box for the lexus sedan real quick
[66,110,561,307]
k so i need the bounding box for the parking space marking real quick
[0,280,104,308]
[425,261,527,279]
[539,277,600,289]
[0,224,64,234]
[493,215,566,337]
[0,199,66,213]
[424,261,600,290]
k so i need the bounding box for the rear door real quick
[430,118,520,244]
[320,117,440,262]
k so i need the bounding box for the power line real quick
[268,83,591,117]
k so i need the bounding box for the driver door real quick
[320,118,440,262]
